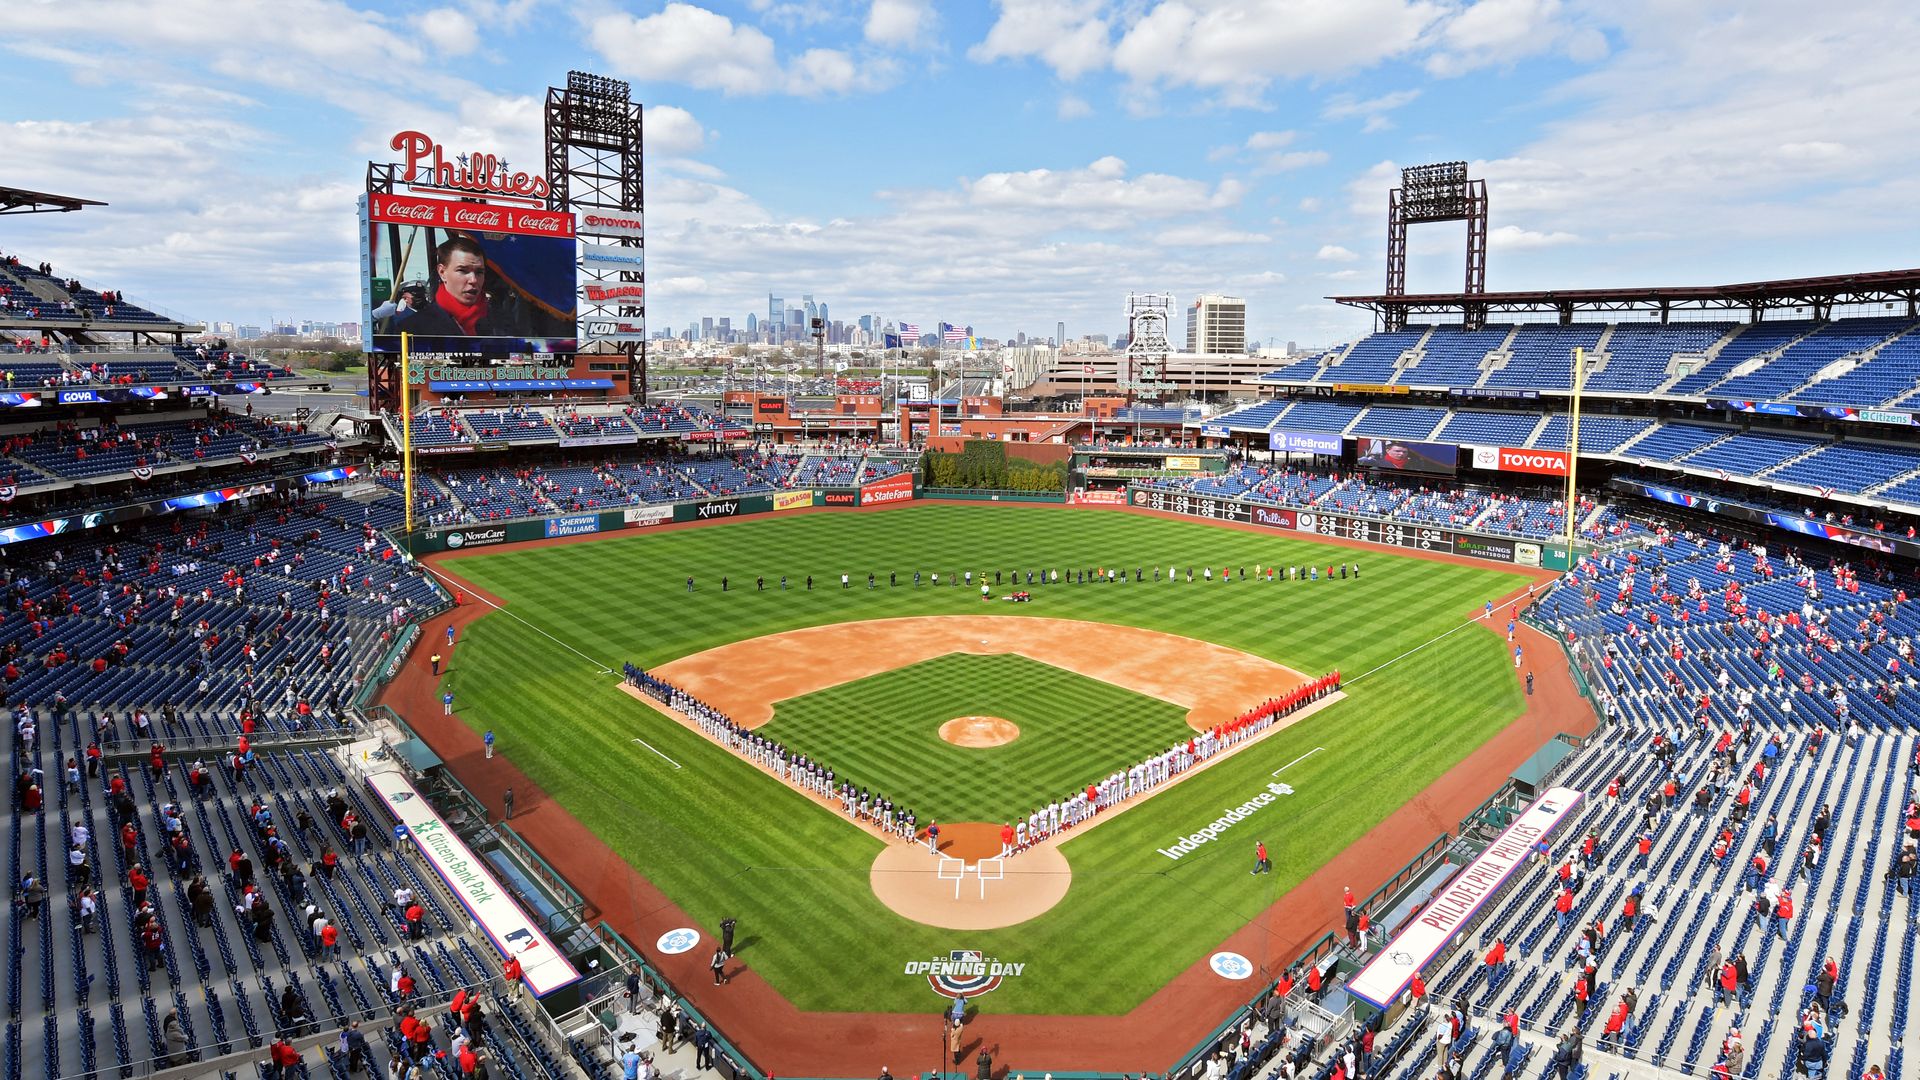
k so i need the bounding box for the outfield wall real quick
[1125,486,1575,571]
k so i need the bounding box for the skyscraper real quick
[768,295,784,344]
[817,301,829,327]
[1057,320,1066,348]
[747,312,758,339]
[701,316,714,341]
[1186,295,1248,354]
[718,317,731,341]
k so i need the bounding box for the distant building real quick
[1185,295,1247,354]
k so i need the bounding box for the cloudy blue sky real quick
[0,0,1916,347]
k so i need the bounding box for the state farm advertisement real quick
[860,472,916,505]
[1472,446,1569,477]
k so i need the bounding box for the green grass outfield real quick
[764,653,1193,823]
[440,503,1532,1014]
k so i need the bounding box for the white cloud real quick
[586,3,893,96]
[1258,150,1330,173]
[645,106,708,157]
[1322,88,1420,132]
[1425,0,1605,76]
[1487,225,1579,250]
[1243,131,1298,152]
[415,9,479,57]
[959,156,1245,218]
[865,0,933,46]
[1316,244,1359,262]
[968,0,1112,80]
[1057,95,1094,120]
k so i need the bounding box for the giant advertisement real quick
[364,192,577,354]
[1269,430,1343,455]
[1356,438,1457,476]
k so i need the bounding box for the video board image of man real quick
[369,224,575,345]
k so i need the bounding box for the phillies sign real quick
[368,193,574,238]
[1473,446,1568,477]
[391,129,550,202]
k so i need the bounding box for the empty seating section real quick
[1350,407,1448,441]
[1,255,171,323]
[1433,411,1539,446]
[1475,495,1566,537]
[1768,443,1920,494]
[1711,317,1911,400]
[1484,324,1605,390]
[5,417,320,480]
[553,412,638,440]
[1587,322,1735,393]
[628,404,710,435]
[1317,328,1428,383]
[790,456,867,486]
[1213,400,1289,431]
[440,470,548,520]
[1790,326,1920,406]
[1666,321,1814,395]
[1681,430,1825,476]
[1397,326,1510,387]
[1277,401,1362,433]
[1531,416,1655,454]
[173,347,296,382]
[1623,424,1728,462]
[675,454,792,496]
[461,410,558,444]
[606,462,704,503]
[1260,350,1335,382]
[0,361,69,386]
[401,412,473,450]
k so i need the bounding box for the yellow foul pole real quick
[1564,346,1585,556]
[401,332,415,539]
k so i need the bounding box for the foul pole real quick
[401,332,415,550]
[1564,346,1585,555]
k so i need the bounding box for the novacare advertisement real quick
[1156,782,1294,860]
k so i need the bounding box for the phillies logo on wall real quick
[905,950,1026,999]
[390,129,550,202]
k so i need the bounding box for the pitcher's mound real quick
[871,826,1071,930]
[940,716,1019,747]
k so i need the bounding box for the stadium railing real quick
[920,487,1067,502]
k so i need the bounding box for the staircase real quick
[1582,324,1618,378]
[1655,324,1749,394]
[1472,326,1524,388]
[1388,325,1439,379]
[1698,323,1825,395]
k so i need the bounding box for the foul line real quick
[421,564,618,676]
[1271,747,1325,777]
[1345,610,1505,686]
[630,738,683,770]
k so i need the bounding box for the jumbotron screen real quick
[362,192,577,356]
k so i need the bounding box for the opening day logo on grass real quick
[908,949,1026,998]
[1156,782,1295,861]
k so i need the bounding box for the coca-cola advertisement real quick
[363,192,577,353]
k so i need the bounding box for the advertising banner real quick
[822,490,859,507]
[577,210,644,240]
[1332,383,1410,395]
[1249,506,1296,530]
[580,243,646,268]
[364,770,580,997]
[583,282,645,303]
[1165,455,1204,471]
[773,490,814,512]
[579,317,647,342]
[544,514,599,538]
[860,473,916,505]
[1200,424,1232,439]
[1068,490,1128,505]
[436,526,509,550]
[1269,430,1344,455]
[1356,438,1457,476]
[674,495,771,523]
[557,433,639,449]
[365,193,577,353]
[622,505,674,527]
[1347,787,1583,1009]
[1472,446,1569,477]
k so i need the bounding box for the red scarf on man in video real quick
[434,283,489,335]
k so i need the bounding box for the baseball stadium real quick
[0,52,1917,1080]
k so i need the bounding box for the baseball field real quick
[433,502,1533,1015]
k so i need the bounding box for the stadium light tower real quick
[547,71,646,399]
[1385,162,1489,329]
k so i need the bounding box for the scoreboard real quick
[1130,488,1538,567]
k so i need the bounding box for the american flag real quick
[897,323,920,342]
[942,324,966,344]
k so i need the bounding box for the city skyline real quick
[0,2,1913,349]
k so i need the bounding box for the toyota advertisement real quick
[363,192,577,355]
[1356,438,1457,476]
[1471,446,1570,477]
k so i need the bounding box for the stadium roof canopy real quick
[1332,267,1920,325]
[0,185,105,216]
